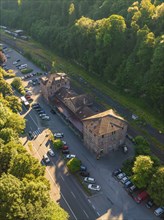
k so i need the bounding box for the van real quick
[19,64,27,69]
[134,191,148,203]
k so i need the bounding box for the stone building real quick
[83,109,127,155]
[40,73,70,101]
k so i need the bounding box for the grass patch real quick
[21,68,33,74]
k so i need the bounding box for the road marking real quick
[60,175,65,181]
[97,211,100,216]
[92,205,96,210]
[83,210,89,219]
[71,191,76,199]
[33,148,77,220]
[88,199,91,204]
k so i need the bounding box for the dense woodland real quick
[0,0,164,113]
[0,68,68,219]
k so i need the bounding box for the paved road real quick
[3,43,160,220]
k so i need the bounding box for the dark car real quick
[32,103,40,107]
[38,110,45,114]
[146,200,154,209]
[62,150,70,154]
[50,109,56,114]
[113,168,122,176]
[80,171,90,177]
[80,165,87,171]
[28,131,34,140]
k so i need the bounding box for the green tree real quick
[11,77,25,94]
[9,153,45,180]
[0,127,19,144]
[67,158,81,173]
[148,166,164,206]
[6,95,22,113]
[6,113,25,134]
[0,78,13,97]
[132,155,154,188]
[53,139,63,150]
[0,173,26,220]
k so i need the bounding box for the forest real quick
[0,0,164,114]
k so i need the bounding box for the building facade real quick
[83,109,127,155]
[40,73,70,101]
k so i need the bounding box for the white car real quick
[13,61,17,65]
[84,177,95,184]
[66,154,76,159]
[41,116,50,120]
[88,184,101,191]
[39,113,47,117]
[62,140,67,145]
[43,154,50,163]
[154,207,164,216]
[121,176,129,184]
[54,132,64,138]
[117,172,126,180]
[48,149,55,157]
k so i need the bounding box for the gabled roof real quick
[65,94,92,111]
[83,109,127,136]
[55,87,77,100]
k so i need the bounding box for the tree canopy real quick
[0,0,163,113]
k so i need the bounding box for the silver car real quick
[88,184,101,191]
[117,172,126,180]
[84,177,95,184]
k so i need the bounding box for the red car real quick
[25,94,31,99]
[62,145,68,150]
[134,191,148,203]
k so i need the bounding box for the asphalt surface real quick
[2,42,161,220]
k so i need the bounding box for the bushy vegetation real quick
[122,135,164,205]
[11,77,25,95]
[0,73,69,219]
[21,68,33,74]
[67,158,81,173]
[0,0,163,115]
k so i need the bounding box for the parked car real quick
[54,132,64,138]
[128,184,137,193]
[66,154,76,159]
[121,176,129,184]
[43,154,50,164]
[32,103,40,107]
[39,113,47,117]
[80,165,87,171]
[62,145,68,150]
[145,200,154,209]
[80,171,90,177]
[154,207,164,216]
[41,116,50,120]
[117,172,126,180]
[124,181,133,188]
[33,105,41,109]
[134,191,148,203]
[113,168,122,176]
[84,177,95,184]
[62,140,67,145]
[28,131,34,140]
[27,97,33,102]
[62,150,70,154]
[48,149,55,157]
[88,184,101,191]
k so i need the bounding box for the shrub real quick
[21,68,33,74]
[67,158,81,173]
[52,139,63,150]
